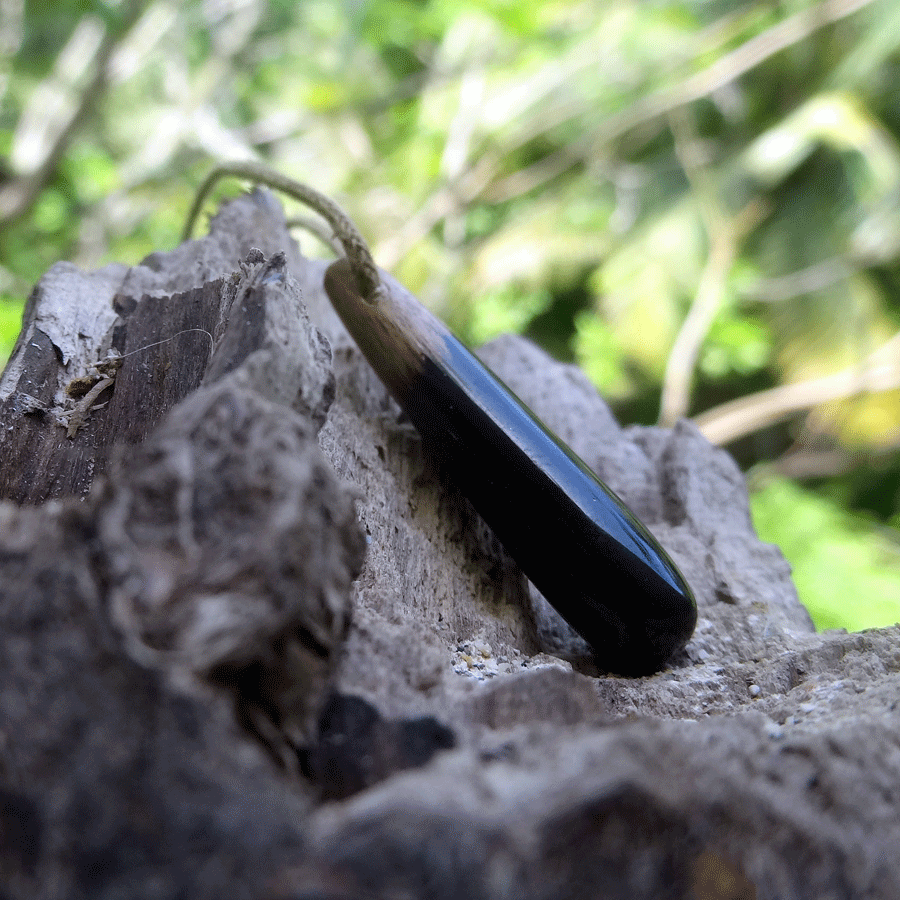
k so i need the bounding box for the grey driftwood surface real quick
[1,189,898,899]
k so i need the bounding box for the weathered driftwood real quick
[1,190,899,900]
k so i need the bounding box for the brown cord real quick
[182,162,383,304]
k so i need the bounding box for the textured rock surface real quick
[1,190,898,899]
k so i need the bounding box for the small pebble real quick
[451,640,525,681]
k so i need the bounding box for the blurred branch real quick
[373,154,496,271]
[440,64,487,251]
[486,0,877,204]
[659,110,768,426]
[661,203,771,416]
[479,13,750,204]
[0,0,25,107]
[777,446,859,479]
[594,0,876,148]
[693,332,900,445]
[374,42,647,265]
[0,1,147,225]
[365,0,868,263]
[770,446,862,479]
[741,257,854,302]
[767,436,900,479]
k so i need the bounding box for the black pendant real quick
[325,259,697,675]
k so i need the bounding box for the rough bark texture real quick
[1,190,898,900]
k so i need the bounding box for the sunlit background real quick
[2,0,899,630]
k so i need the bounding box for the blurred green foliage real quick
[751,475,900,631]
[1,0,899,630]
